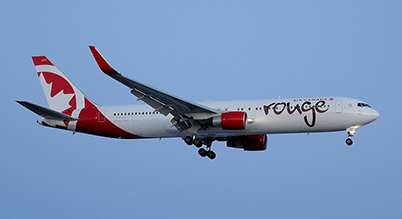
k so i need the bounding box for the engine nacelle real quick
[226,135,267,151]
[206,112,247,130]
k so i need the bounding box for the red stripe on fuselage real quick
[76,107,142,139]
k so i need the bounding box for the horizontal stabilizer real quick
[16,101,78,121]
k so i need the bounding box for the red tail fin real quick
[32,56,96,115]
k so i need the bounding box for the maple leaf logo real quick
[38,72,77,115]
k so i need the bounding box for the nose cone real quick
[371,109,380,121]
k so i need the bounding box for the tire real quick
[198,148,207,157]
[207,151,216,160]
[193,139,203,148]
[184,136,193,145]
[346,138,353,146]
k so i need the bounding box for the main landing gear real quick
[198,148,216,159]
[345,127,356,146]
[183,136,216,160]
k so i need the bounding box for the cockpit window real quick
[357,102,371,108]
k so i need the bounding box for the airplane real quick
[17,46,380,160]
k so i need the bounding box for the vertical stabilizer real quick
[32,56,96,116]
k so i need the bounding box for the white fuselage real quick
[87,97,379,139]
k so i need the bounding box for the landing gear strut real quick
[183,136,217,160]
[345,127,356,146]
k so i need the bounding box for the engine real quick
[226,135,267,151]
[204,112,247,130]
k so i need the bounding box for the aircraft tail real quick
[32,56,96,116]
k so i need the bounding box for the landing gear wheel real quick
[207,150,216,160]
[184,136,193,145]
[193,138,203,148]
[198,148,207,157]
[346,138,353,146]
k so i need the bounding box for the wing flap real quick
[16,101,78,121]
[130,89,173,116]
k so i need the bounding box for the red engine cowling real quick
[226,135,267,151]
[210,112,247,130]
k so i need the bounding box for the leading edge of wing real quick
[88,46,218,116]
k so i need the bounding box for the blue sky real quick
[1,1,401,218]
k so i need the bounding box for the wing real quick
[89,46,218,118]
[89,46,218,131]
[16,101,78,121]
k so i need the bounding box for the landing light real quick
[347,125,362,137]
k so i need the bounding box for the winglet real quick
[89,46,119,75]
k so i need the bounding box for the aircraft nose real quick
[371,109,380,121]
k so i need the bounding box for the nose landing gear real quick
[345,127,356,146]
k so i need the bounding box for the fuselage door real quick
[98,110,106,123]
[335,101,343,113]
